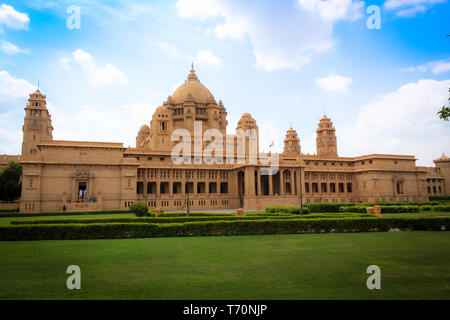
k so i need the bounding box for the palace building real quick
[3,65,450,212]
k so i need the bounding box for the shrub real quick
[0,210,129,218]
[304,203,355,213]
[429,196,450,201]
[1,217,449,241]
[341,206,420,213]
[0,208,19,213]
[265,206,311,215]
[364,201,441,207]
[11,215,301,225]
[430,205,450,212]
[129,202,149,217]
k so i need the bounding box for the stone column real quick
[258,168,262,196]
[156,169,161,197]
[280,169,285,195]
[290,168,295,195]
[269,172,273,196]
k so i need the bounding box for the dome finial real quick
[188,63,198,81]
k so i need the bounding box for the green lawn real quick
[0,231,449,299]
[0,213,136,225]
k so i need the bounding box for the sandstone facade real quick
[2,66,449,212]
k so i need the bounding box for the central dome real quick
[171,64,216,105]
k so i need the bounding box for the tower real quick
[283,127,301,155]
[316,115,337,157]
[21,89,53,156]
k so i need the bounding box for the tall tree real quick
[0,162,22,203]
[438,88,450,121]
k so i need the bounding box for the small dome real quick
[241,113,253,119]
[171,64,216,105]
[435,153,450,162]
[155,106,166,113]
[139,125,150,132]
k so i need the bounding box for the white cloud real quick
[0,70,35,98]
[58,57,71,71]
[69,49,128,87]
[1,41,29,55]
[339,79,450,166]
[156,42,182,59]
[402,60,450,74]
[258,119,283,153]
[298,0,364,21]
[194,50,222,66]
[316,73,352,93]
[176,0,364,71]
[0,4,29,30]
[384,0,445,17]
[396,5,427,16]
[0,71,36,154]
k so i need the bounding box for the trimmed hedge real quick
[149,212,232,217]
[10,212,374,225]
[10,215,300,225]
[341,205,450,214]
[265,206,311,215]
[429,196,450,201]
[0,208,19,213]
[304,203,355,213]
[1,217,449,241]
[430,205,450,212]
[362,201,441,207]
[340,206,421,213]
[0,210,130,218]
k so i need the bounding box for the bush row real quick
[10,212,373,225]
[10,215,300,225]
[341,205,450,213]
[0,208,19,213]
[304,203,355,213]
[362,201,441,207]
[0,210,130,218]
[265,206,311,214]
[340,206,421,213]
[429,196,450,201]
[1,217,449,241]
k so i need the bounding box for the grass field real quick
[0,231,449,300]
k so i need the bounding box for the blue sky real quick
[0,0,449,165]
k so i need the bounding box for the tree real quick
[129,202,149,217]
[438,88,450,121]
[0,162,22,203]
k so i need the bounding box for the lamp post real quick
[299,164,303,215]
[186,170,190,216]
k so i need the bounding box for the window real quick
[220,182,228,194]
[347,183,353,193]
[305,183,310,193]
[330,183,336,193]
[396,182,403,194]
[338,183,344,193]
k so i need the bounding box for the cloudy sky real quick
[0,0,449,165]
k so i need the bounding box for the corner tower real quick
[283,127,301,155]
[316,115,337,157]
[21,89,53,156]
